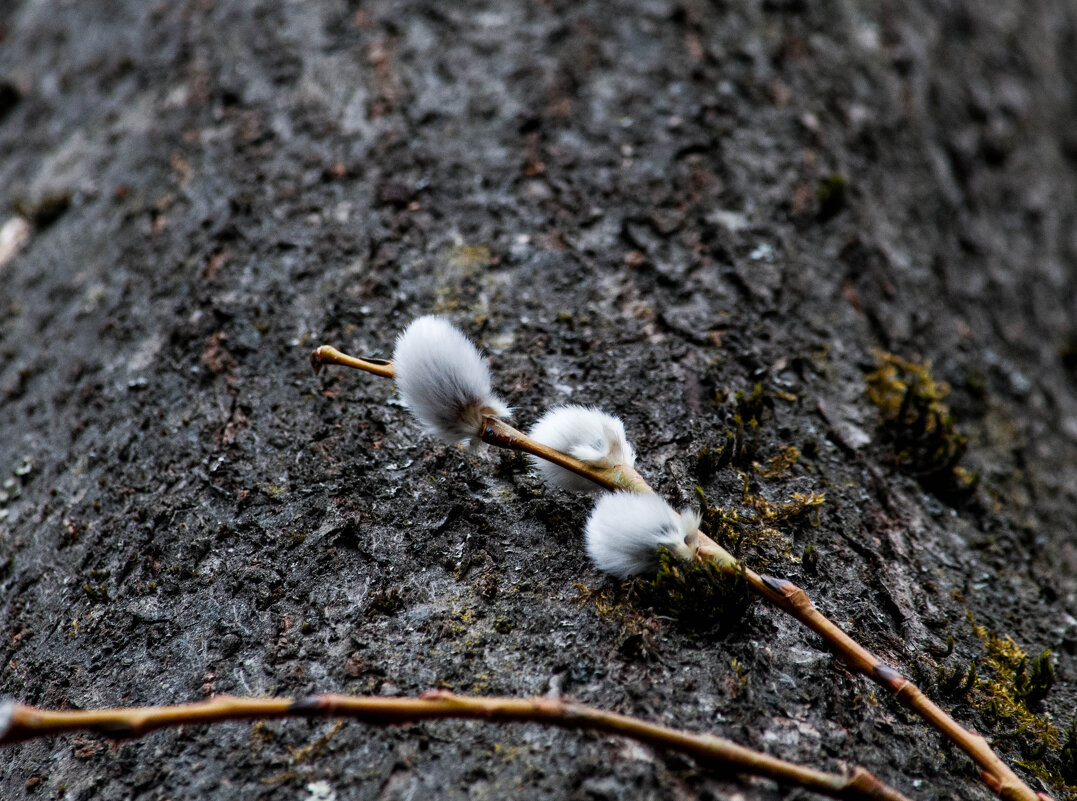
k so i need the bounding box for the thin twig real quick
[311,345,395,378]
[739,572,1045,801]
[312,347,654,493]
[480,416,654,495]
[311,346,1047,801]
[0,690,911,801]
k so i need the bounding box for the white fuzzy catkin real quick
[392,316,509,444]
[584,492,701,578]
[527,406,636,492]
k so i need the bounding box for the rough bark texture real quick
[2,1,1076,800]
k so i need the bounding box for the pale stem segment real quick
[310,343,1045,801]
[694,530,741,571]
[310,345,395,379]
[0,691,912,801]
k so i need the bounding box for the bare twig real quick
[0,690,911,801]
[311,345,1047,801]
[311,345,394,378]
[738,571,1044,801]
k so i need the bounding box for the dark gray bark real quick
[2,1,1076,799]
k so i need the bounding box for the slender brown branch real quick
[310,345,395,378]
[0,691,910,801]
[308,346,654,494]
[310,344,1046,801]
[737,571,1045,801]
[480,416,654,495]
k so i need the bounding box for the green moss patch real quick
[865,351,978,501]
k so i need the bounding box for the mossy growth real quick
[1014,649,1056,708]
[630,548,753,635]
[968,618,1055,719]
[698,383,766,477]
[1016,745,1077,799]
[935,661,967,703]
[82,583,110,603]
[741,485,825,527]
[864,350,979,502]
[1060,717,1077,785]
[753,445,800,479]
[693,480,824,561]
[576,550,754,638]
[573,582,661,651]
[959,615,1075,796]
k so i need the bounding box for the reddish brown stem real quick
[738,569,1044,801]
[308,346,654,493]
[480,416,653,494]
[310,343,1046,801]
[0,692,911,801]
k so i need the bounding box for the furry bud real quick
[584,492,700,578]
[528,406,636,492]
[393,316,509,444]
[0,698,13,742]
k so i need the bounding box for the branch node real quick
[872,663,904,688]
[760,573,794,594]
[287,696,325,717]
[420,689,454,701]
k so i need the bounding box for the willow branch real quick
[738,571,1045,801]
[310,344,1046,801]
[311,346,394,378]
[479,416,654,494]
[0,690,910,801]
[311,346,652,494]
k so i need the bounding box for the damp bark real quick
[2,1,1077,800]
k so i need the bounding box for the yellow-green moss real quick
[1060,718,1077,785]
[865,350,978,500]
[960,615,1074,797]
[573,582,654,639]
[637,548,753,633]
[968,618,1055,732]
[753,445,801,479]
[694,479,824,562]
[574,551,753,637]
[700,384,766,476]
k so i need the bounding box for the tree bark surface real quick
[1,2,1076,799]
